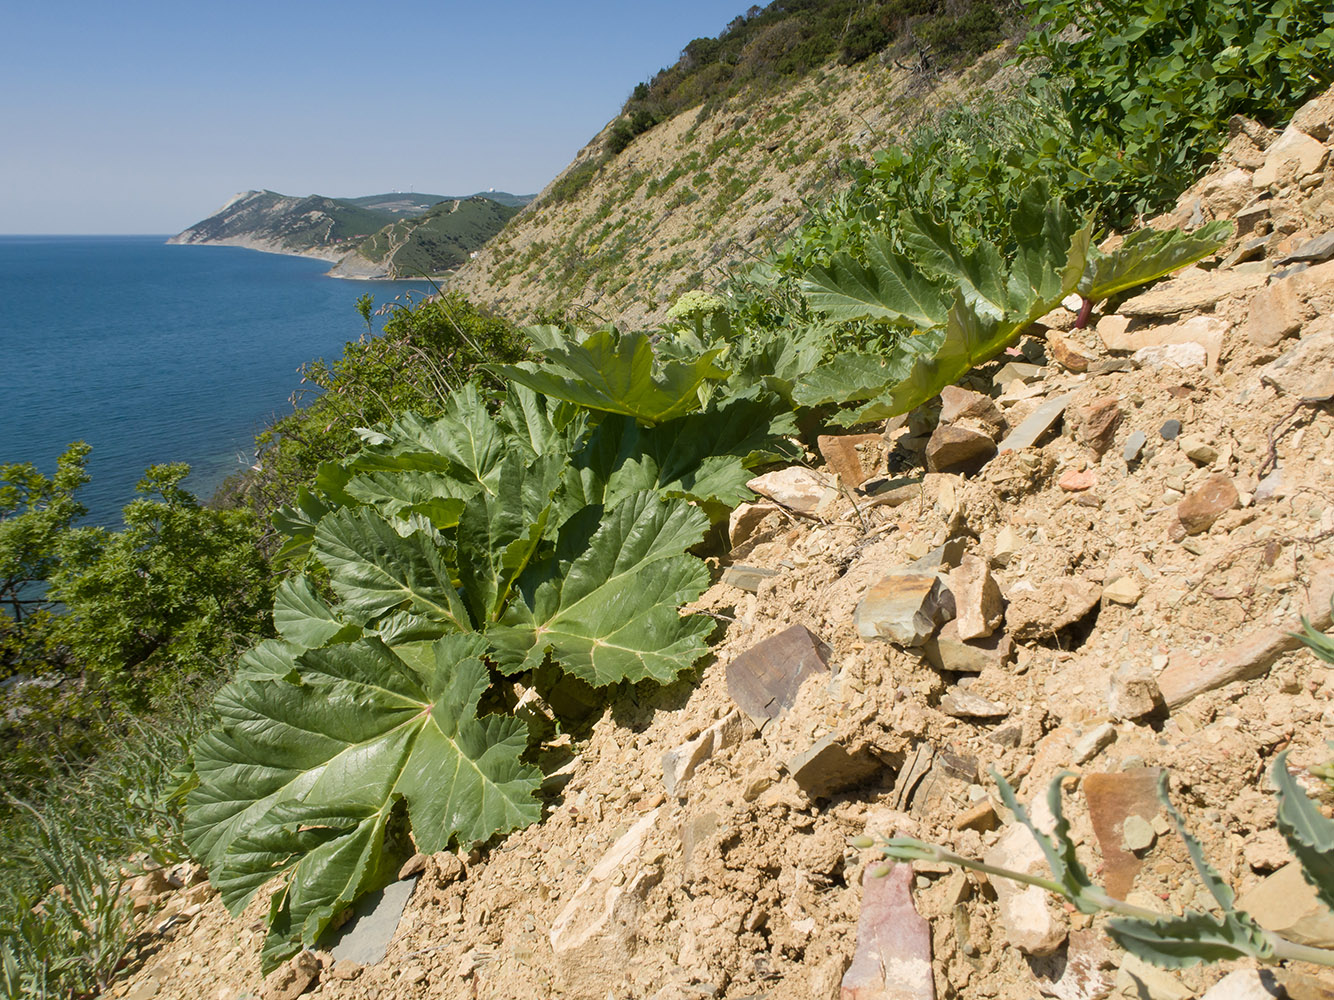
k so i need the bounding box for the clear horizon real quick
[1,1,752,235]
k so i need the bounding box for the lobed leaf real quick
[1106,910,1273,969]
[272,575,361,649]
[186,634,541,969]
[1079,221,1232,302]
[490,490,713,686]
[801,234,949,327]
[493,325,729,425]
[313,507,470,630]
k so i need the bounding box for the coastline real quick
[165,236,452,281]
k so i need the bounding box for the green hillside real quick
[351,196,522,277]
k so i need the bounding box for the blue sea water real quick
[0,236,434,527]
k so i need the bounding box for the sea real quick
[0,235,435,527]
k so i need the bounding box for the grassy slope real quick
[448,44,1019,328]
[352,197,522,276]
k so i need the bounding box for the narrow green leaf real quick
[993,771,1098,911]
[1156,770,1238,911]
[1272,750,1334,913]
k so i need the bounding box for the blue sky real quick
[0,1,751,234]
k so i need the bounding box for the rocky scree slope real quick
[448,50,1017,330]
[115,89,1334,1000]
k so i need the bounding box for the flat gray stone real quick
[720,565,779,593]
[1123,430,1147,464]
[996,394,1073,453]
[328,876,419,965]
[1278,231,1334,264]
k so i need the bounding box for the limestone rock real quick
[1247,276,1310,349]
[1083,770,1164,900]
[1177,434,1219,465]
[1047,331,1096,373]
[1235,862,1334,949]
[262,951,320,1000]
[991,526,1023,567]
[855,571,956,648]
[997,395,1073,453]
[926,424,997,476]
[940,688,1008,719]
[1006,577,1102,641]
[746,467,837,514]
[787,735,886,799]
[840,862,935,1000]
[1254,124,1329,187]
[1071,723,1116,765]
[1292,88,1334,141]
[922,621,1014,674]
[1200,971,1284,1000]
[938,385,1006,438]
[1118,268,1264,318]
[729,501,780,549]
[662,712,748,797]
[985,821,1067,955]
[1134,341,1208,370]
[818,432,885,490]
[1114,954,1192,1000]
[1058,469,1097,492]
[1107,661,1162,721]
[1102,576,1142,607]
[1099,314,1228,369]
[1261,326,1334,401]
[1176,474,1239,535]
[1027,930,1117,1000]
[726,624,831,721]
[550,809,663,979]
[947,555,1004,640]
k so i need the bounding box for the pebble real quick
[1159,419,1182,441]
[1121,815,1156,853]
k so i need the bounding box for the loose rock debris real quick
[112,87,1334,1000]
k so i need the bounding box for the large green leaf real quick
[802,234,950,327]
[563,399,799,514]
[186,634,541,970]
[490,490,713,686]
[272,575,361,648]
[900,211,1011,319]
[1079,220,1232,301]
[456,453,564,625]
[313,507,470,630]
[492,325,729,425]
[1272,750,1334,913]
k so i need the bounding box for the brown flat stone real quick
[818,432,885,490]
[726,624,831,721]
[1177,474,1239,535]
[1083,769,1164,900]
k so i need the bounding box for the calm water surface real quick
[0,235,432,526]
